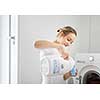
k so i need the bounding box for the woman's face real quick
[58,32,76,47]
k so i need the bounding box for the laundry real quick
[40,55,75,76]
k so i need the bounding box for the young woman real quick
[34,26,77,81]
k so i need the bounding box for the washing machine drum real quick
[40,55,75,75]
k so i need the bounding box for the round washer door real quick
[79,65,100,84]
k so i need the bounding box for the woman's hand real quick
[57,45,69,60]
[63,69,78,80]
[75,69,78,76]
[61,51,69,60]
[63,71,71,80]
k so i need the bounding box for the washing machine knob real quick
[89,56,94,62]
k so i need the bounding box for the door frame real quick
[9,15,18,84]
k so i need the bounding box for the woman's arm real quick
[34,40,69,59]
[34,40,61,49]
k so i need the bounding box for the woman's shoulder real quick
[41,48,58,53]
[40,48,60,56]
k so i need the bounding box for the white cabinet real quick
[79,16,100,53]
[90,16,100,53]
[78,16,90,53]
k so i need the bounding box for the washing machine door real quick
[78,65,100,84]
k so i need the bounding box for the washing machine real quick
[74,53,100,84]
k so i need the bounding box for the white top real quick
[40,48,61,58]
[33,41,75,84]
[33,41,60,57]
[40,48,75,71]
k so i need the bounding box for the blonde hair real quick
[57,26,77,37]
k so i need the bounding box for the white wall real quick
[18,15,80,84]
[0,16,9,83]
[0,17,1,77]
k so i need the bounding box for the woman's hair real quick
[57,26,77,37]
